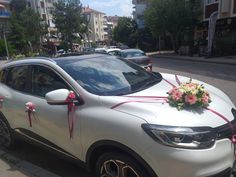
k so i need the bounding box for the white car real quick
[0,54,235,177]
[106,48,121,56]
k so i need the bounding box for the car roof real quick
[106,48,121,52]
[53,53,111,62]
[0,54,112,69]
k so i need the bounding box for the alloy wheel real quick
[100,159,139,177]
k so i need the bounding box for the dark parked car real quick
[118,49,152,72]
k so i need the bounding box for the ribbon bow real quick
[66,91,77,139]
[0,96,4,109]
[25,102,36,127]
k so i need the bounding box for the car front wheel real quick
[95,152,149,177]
[0,116,14,148]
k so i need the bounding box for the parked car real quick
[94,48,107,54]
[0,54,236,177]
[106,48,121,56]
[56,52,83,57]
[56,49,66,56]
[118,49,152,72]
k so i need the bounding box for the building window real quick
[40,1,45,8]
[42,14,46,20]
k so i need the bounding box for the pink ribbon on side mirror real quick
[0,96,4,109]
[25,102,36,127]
[66,91,77,139]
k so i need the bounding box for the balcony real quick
[0,0,11,4]
[0,11,10,18]
[0,3,10,18]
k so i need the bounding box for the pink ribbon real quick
[175,74,181,85]
[25,102,36,127]
[205,107,236,144]
[66,91,77,139]
[111,75,236,144]
[0,96,4,109]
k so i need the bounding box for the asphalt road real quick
[1,57,236,177]
[152,56,236,105]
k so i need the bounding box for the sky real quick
[80,0,133,17]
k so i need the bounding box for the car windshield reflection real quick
[56,56,162,96]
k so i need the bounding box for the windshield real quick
[57,56,162,96]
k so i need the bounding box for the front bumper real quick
[142,139,235,177]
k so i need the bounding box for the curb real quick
[150,55,236,66]
[0,148,60,177]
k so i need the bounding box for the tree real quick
[145,0,200,52]
[10,0,27,14]
[9,0,47,55]
[113,17,138,48]
[53,0,86,51]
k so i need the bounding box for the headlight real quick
[142,124,216,149]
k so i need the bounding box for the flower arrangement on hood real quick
[167,81,211,110]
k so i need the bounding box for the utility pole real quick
[0,21,9,60]
[3,30,9,60]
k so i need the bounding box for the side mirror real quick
[46,89,76,105]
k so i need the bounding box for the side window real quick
[32,65,70,97]
[0,69,8,84]
[5,66,31,93]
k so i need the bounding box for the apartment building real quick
[103,15,119,44]
[202,0,236,38]
[27,0,59,46]
[195,0,236,56]
[83,6,106,45]
[132,0,148,28]
[204,0,236,20]
[27,0,58,27]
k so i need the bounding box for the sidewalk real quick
[147,51,236,65]
[0,148,60,177]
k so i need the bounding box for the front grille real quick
[207,168,232,177]
[215,118,236,140]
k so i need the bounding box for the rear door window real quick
[0,69,8,84]
[5,66,31,93]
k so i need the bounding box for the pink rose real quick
[172,90,183,101]
[202,93,210,104]
[185,94,197,105]
[186,83,198,89]
[168,87,178,95]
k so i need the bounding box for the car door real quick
[0,65,36,131]
[30,64,83,159]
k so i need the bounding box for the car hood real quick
[101,73,235,128]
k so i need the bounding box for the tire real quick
[0,116,15,148]
[95,152,149,177]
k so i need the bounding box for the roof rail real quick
[24,57,56,64]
